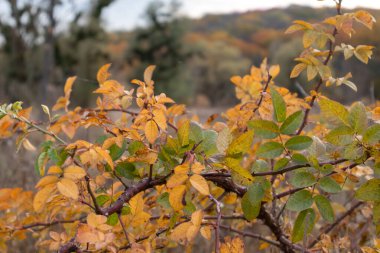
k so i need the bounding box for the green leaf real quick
[274,158,290,171]
[286,190,313,212]
[35,151,47,176]
[319,97,349,126]
[121,205,131,215]
[106,213,118,226]
[226,130,254,156]
[349,102,368,134]
[285,136,313,151]
[355,179,380,201]
[292,153,308,164]
[200,130,218,156]
[115,162,137,179]
[256,142,284,159]
[248,120,279,139]
[271,88,287,122]
[292,208,316,243]
[290,171,316,188]
[128,141,145,155]
[363,124,380,145]
[325,126,354,146]
[178,120,190,147]
[157,192,171,209]
[109,141,127,161]
[314,195,334,223]
[241,193,261,221]
[319,177,341,193]
[251,160,270,173]
[189,122,203,143]
[96,195,110,207]
[247,183,265,204]
[280,111,304,135]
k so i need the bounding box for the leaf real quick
[280,111,304,135]
[355,10,375,29]
[94,146,114,170]
[226,130,254,156]
[363,124,380,145]
[314,195,334,223]
[225,157,254,181]
[63,165,86,180]
[96,195,110,207]
[319,97,349,125]
[349,102,367,134]
[189,175,210,195]
[325,126,354,146]
[57,178,79,200]
[33,184,56,212]
[167,174,188,188]
[292,208,316,243]
[271,89,286,122]
[241,193,261,221]
[319,177,341,193]
[145,120,159,144]
[248,120,279,139]
[290,171,316,188]
[247,183,265,204]
[169,185,186,211]
[356,179,380,201]
[144,65,156,85]
[286,190,313,212]
[97,63,112,84]
[285,136,313,151]
[200,130,218,156]
[216,127,232,153]
[178,120,190,147]
[256,142,284,159]
[307,65,318,81]
[290,63,307,79]
[354,45,374,64]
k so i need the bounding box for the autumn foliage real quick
[1,1,380,252]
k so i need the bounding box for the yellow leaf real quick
[94,146,114,170]
[354,45,374,64]
[169,185,186,211]
[191,210,204,227]
[33,184,56,212]
[174,163,190,174]
[290,63,307,79]
[129,192,145,215]
[64,165,86,180]
[186,225,199,242]
[145,120,159,144]
[97,63,112,85]
[57,178,79,200]
[23,139,36,151]
[153,109,167,130]
[200,226,212,240]
[189,174,210,195]
[36,175,59,188]
[269,65,280,79]
[170,222,192,245]
[167,174,188,188]
[144,65,156,86]
[47,165,63,175]
[307,65,318,81]
[355,10,375,29]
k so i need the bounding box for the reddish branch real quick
[296,0,342,135]
[253,73,272,114]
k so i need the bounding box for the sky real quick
[102,0,380,31]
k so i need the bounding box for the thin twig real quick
[209,194,222,253]
[308,201,364,248]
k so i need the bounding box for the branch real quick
[10,216,85,232]
[296,0,342,135]
[85,176,102,214]
[308,201,364,248]
[218,224,281,248]
[253,72,272,114]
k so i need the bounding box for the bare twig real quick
[308,201,364,248]
[209,194,222,253]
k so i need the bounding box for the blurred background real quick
[0,0,380,109]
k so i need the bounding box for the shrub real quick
[0,1,379,252]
